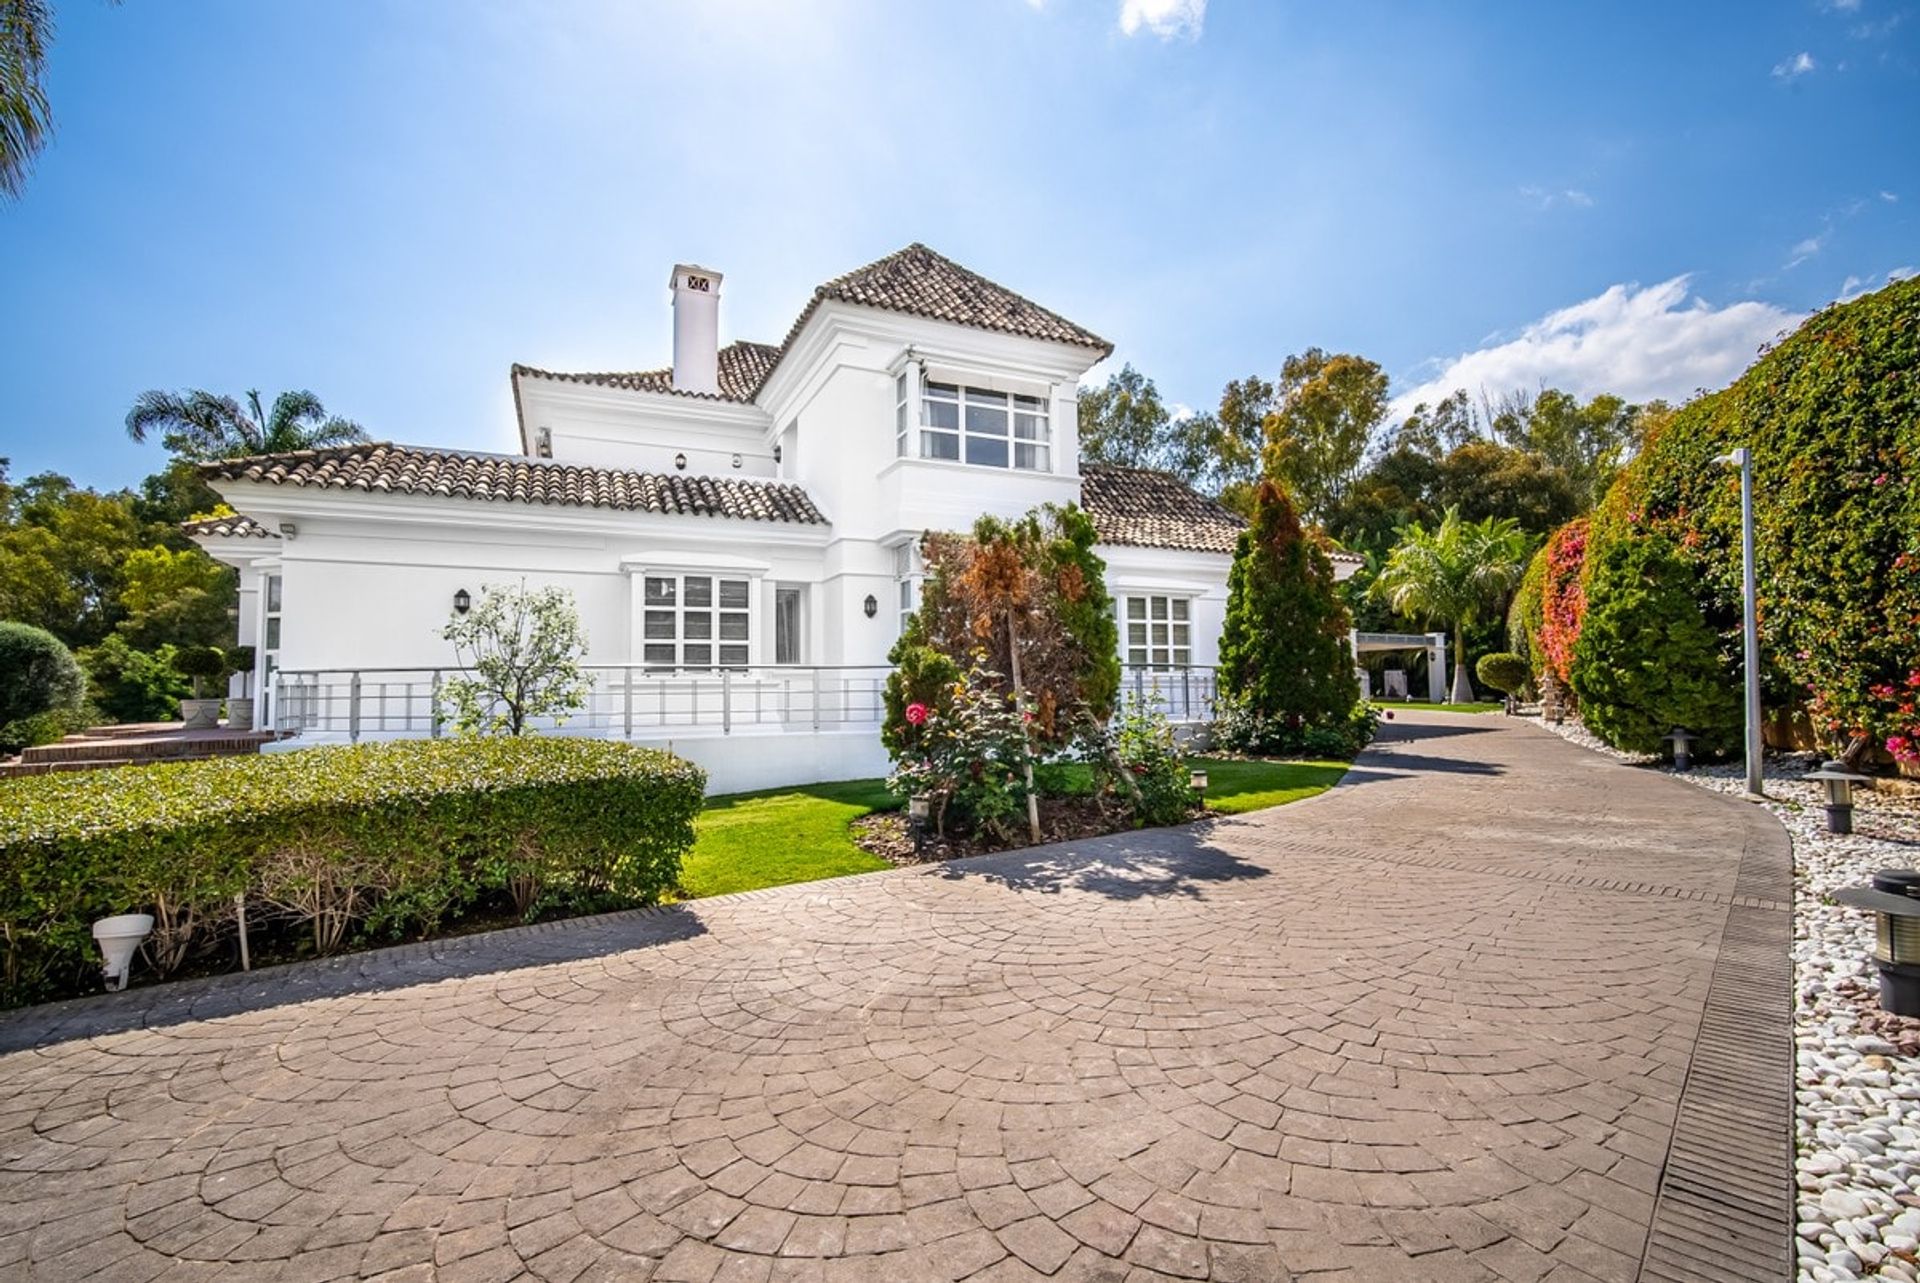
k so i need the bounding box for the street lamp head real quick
[1715,447,1751,467]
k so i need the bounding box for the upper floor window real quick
[899,378,1051,471]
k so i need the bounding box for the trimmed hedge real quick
[0,737,706,1007]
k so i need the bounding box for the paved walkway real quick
[0,713,1791,1282]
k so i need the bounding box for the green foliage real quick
[0,620,82,728]
[1211,696,1379,759]
[1086,696,1194,827]
[1262,349,1390,522]
[116,544,235,650]
[126,388,368,461]
[880,642,961,759]
[1475,652,1530,696]
[0,0,53,200]
[1371,506,1532,698]
[1218,480,1360,731]
[1077,364,1174,469]
[1568,534,1740,754]
[0,472,146,647]
[80,637,188,723]
[886,664,1036,842]
[0,737,705,1006]
[1508,547,1548,674]
[440,582,593,735]
[1589,276,1919,760]
[170,643,228,698]
[1489,387,1645,511]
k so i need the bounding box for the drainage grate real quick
[1638,822,1794,1282]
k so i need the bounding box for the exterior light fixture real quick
[674,452,688,470]
[773,444,782,463]
[731,453,742,469]
[93,913,153,992]
[1661,728,1700,772]
[1189,767,1209,797]
[1715,447,1763,794]
[908,794,931,857]
[453,588,471,615]
[1806,759,1873,835]
[535,427,553,459]
[277,521,298,540]
[1835,871,1920,1015]
[863,594,878,619]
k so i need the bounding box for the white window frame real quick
[1121,595,1192,668]
[894,543,922,636]
[641,573,753,672]
[774,585,804,665]
[916,379,1050,472]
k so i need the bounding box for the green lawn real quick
[1371,699,1504,714]
[679,756,1350,898]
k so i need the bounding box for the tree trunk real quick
[1006,616,1042,846]
[1841,732,1875,772]
[1449,625,1475,705]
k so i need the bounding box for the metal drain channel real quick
[1638,820,1794,1282]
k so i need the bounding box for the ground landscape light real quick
[1661,728,1700,771]
[1807,759,1873,835]
[1835,871,1920,1017]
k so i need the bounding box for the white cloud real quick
[1788,232,1827,267]
[1827,0,1863,11]
[1391,277,1803,420]
[1881,190,1900,203]
[1842,265,1918,300]
[1119,0,1206,39]
[1520,185,1595,211]
[1773,51,1818,79]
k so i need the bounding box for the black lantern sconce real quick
[673,452,688,471]
[1836,870,1920,1016]
[1807,759,1873,835]
[863,594,878,619]
[453,588,471,615]
[1661,728,1699,772]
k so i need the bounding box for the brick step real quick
[21,736,270,765]
[0,757,136,778]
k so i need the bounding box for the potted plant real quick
[173,645,229,730]
[225,645,257,730]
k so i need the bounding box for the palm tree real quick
[1372,506,1532,704]
[126,389,369,461]
[1,0,54,199]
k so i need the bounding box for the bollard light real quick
[1661,728,1700,772]
[1835,871,1920,1016]
[908,794,930,858]
[1189,767,1208,798]
[1806,759,1872,835]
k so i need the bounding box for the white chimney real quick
[669,263,723,395]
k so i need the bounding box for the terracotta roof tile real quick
[200,443,828,526]
[1077,465,1362,565]
[181,513,277,540]
[514,245,1109,410]
[513,340,779,405]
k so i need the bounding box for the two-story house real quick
[189,244,1356,792]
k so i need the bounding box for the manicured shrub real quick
[1589,276,1918,760]
[1507,547,1547,677]
[1568,534,1741,754]
[0,622,84,730]
[1476,653,1530,698]
[0,736,706,1006]
[1218,479,1360,730]
[1212,697,1379,759]
[171,644,229,698]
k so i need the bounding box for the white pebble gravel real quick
[1529,713,1920,1281]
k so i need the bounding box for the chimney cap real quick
[670,263,724,292]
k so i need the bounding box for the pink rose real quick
[905,702,928,726]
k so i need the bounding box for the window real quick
[916,381,1049,471]
[893,544,922,635]
[895,374,911,458]
[263,574,283,652]
[775,587,802,664]
[1122,596,1191,668]
[642,575,751,670]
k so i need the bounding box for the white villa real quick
[189,245,1359,792]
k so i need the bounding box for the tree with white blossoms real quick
[439,582,593,735]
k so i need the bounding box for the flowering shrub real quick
[1086,696,1194,827]
[1875,670,1920,763]
[1212,696,1379,759]
[1586,276,1919,760]
[885,663,1036,842]
[1538,518,1589,686]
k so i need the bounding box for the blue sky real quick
[1,0,1914,490]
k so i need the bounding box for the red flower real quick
[904,702,928,726]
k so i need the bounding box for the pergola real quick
[1349,630,1449,703]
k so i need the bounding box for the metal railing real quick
[272,663,1223,743]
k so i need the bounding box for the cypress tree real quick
[1218,480,1360,726]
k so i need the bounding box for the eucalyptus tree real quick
[1371,507,1532,703]
[126,389,368,461]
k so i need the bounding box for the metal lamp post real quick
[1716,448,1763,795]
[1835,871,1920,1016]
[907,794,930,858]
[1806,760,1872,835]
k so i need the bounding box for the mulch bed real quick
[852,796,1204,866]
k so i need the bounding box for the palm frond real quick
[0,0,54,201]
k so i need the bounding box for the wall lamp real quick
[863,594,878,619]
[453,588,471,615]
[277,521,298,540]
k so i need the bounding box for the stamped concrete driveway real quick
[0,712,1791,1283]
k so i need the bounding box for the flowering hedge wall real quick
[1585,275,1919,761]
[1538,518,1589,687]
